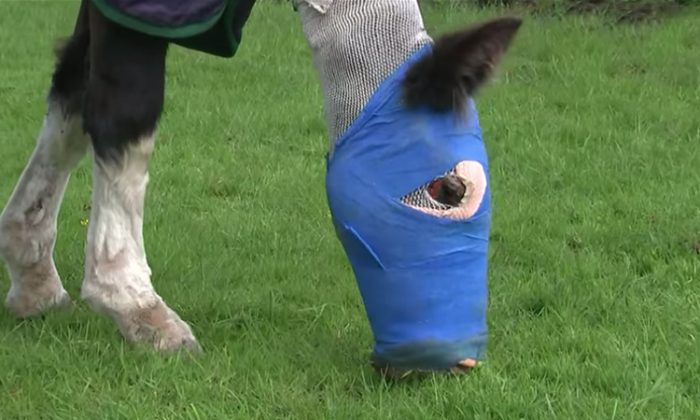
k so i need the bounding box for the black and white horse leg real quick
[0,11,90,317]
[80,8,198,351]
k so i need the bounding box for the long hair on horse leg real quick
[402,17,522,117]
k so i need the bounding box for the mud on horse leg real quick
[79,5,198,352]
[0,4,90,317]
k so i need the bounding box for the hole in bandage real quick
[400,161,487,220]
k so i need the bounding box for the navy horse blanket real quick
[91,0,256,57]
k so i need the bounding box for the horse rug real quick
[91,0,257,57]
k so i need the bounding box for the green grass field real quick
[1,1,699,418]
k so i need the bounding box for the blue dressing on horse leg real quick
[326,45,491,370]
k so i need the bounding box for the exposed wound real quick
[400,161,487,220]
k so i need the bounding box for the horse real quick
[0,0,520,360]
[0,0,255,351]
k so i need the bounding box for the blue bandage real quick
[326,45,491,370]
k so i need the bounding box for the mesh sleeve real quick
[297,0,433,147]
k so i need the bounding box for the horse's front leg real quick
[0,9,90,318]
[80,7,198,352]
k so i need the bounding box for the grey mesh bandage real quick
[296,0,433,147]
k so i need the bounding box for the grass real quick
[1,1,699,418]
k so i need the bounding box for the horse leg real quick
[79,6,198,352]
[0,4,90,317]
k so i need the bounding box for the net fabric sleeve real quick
[296,0,433,148]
